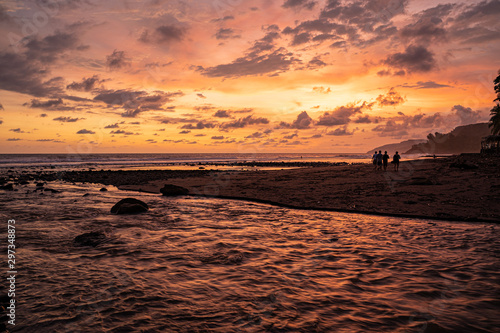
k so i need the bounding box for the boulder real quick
[160,184,189,196]
[36,182,44,187]
[99,187,108,192]
[111,198,149,214]
[74,231,107,247]
[0,184,13,191]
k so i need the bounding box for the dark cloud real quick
[106,50,129,70]
[0,103,3,110]
[279,111,313,129]
[353,115,381,124]
[317,102,372,126]
[211,15,235,22]
[326,125,354,136]
[93,89,183,117]
[110,130,135,135]
[400,17,447,44]
[24,32,80,63]
[283,0,317,10]
[372,120,409,138]
[383,45,436,73]
[376,88,405,107]
[9,128,25,133]
[400,81,452,89]
[200,48,300,78]
[213,110,231,118]
[140,25,187,44]
[7,138,21,141]
[221,115,270,129]
[66,75,104,92]
[196,93,206,99]
[291,32,311,45]
[104,123,120,129]
[307,55,327,69]
[451,105,482,125]
[211,135,225,140]
[27,98,64,109]
[76,129,95,134]
[181,121,217,130]
[215,28,241,40]
[372,112,444,138]
[0,52,64,97]
[457,0,500,21]
[53,116,84,122]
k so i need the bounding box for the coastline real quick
[3,154,500,223]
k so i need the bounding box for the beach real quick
[14,153,499,223]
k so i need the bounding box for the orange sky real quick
[0,0,498,153]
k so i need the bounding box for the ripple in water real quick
[0,181,498,332]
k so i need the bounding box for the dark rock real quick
[20,180,29,185]
[36,182,44,187]
[160,184,189,196]
[111,198,149,214]
[0,184,14,191]
[74,231,107,247]
[99,187,108,192]
[43,188,61,193]
[82,193,90,197]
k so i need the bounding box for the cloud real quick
[53,116,84,122]
[372,112,445,138]
[372,120,409,138]
[0,120,3,125]
[200,48,299,78]
[313,86,331,94]
[7,138,21,141]
[211,15,235,22]
[104,123,120,129]
[110,130,135,135]
[27,98,65,109]
[9,128,25,133]
[66,75,104,92]
[221,115,270,129]
[283,0,317,10]
[213,110,231,118]
[0,103,3,110]
[353,115,381,124]
[326,125,354,136]
[24,32,80,63]
[93,89,183,117]
[215,28,241,40]
[181,121,217,130]
[140,24,187,44]
[76,129,95,134]
[106,50,129,70]
[0,52,64,97]
[383,45,436,74]
[451,105,482,125]
[400,81,452,89]
[376,88,405,107]
[317,102,372,126]
[196,93,206,99]
[279,111,313,129]
[211,135,225,140]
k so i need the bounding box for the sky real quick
[0,0,499,153]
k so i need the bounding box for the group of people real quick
[372,150,401,171]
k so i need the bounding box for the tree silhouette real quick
[489,70,500,135]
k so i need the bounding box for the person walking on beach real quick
[372,151,378,169]
[393,151,401,171]
[382,151,389,171]
[376,150,383,170]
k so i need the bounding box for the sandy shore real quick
[4,154,499,223]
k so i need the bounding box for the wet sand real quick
[4,154,500,223]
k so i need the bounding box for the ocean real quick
[0,154,498,332]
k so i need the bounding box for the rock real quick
[82,193,90,197]
[450,162,478,170]
[19,180,29,185]
[0,184,14,191]
[74,231,107,247]
[111,198,149,214]
[43,188,61,193]
[36,182,44,187]
[160,184,189,196]
[99,187,108,192]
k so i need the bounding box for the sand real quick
[28,153,498,223]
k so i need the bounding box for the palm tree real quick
[489,70,500,135]
[489,104,500,135]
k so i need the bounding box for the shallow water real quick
[0,181,498,332]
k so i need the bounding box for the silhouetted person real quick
[393,151,401,171]
[376,150,383,170]
[372,151,377,169]
[382,151,389,171]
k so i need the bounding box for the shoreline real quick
[2,154,499,223]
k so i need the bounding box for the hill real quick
[367,139,426,154]
[405,123,490,154]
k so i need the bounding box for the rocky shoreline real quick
[1,155,499,223]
